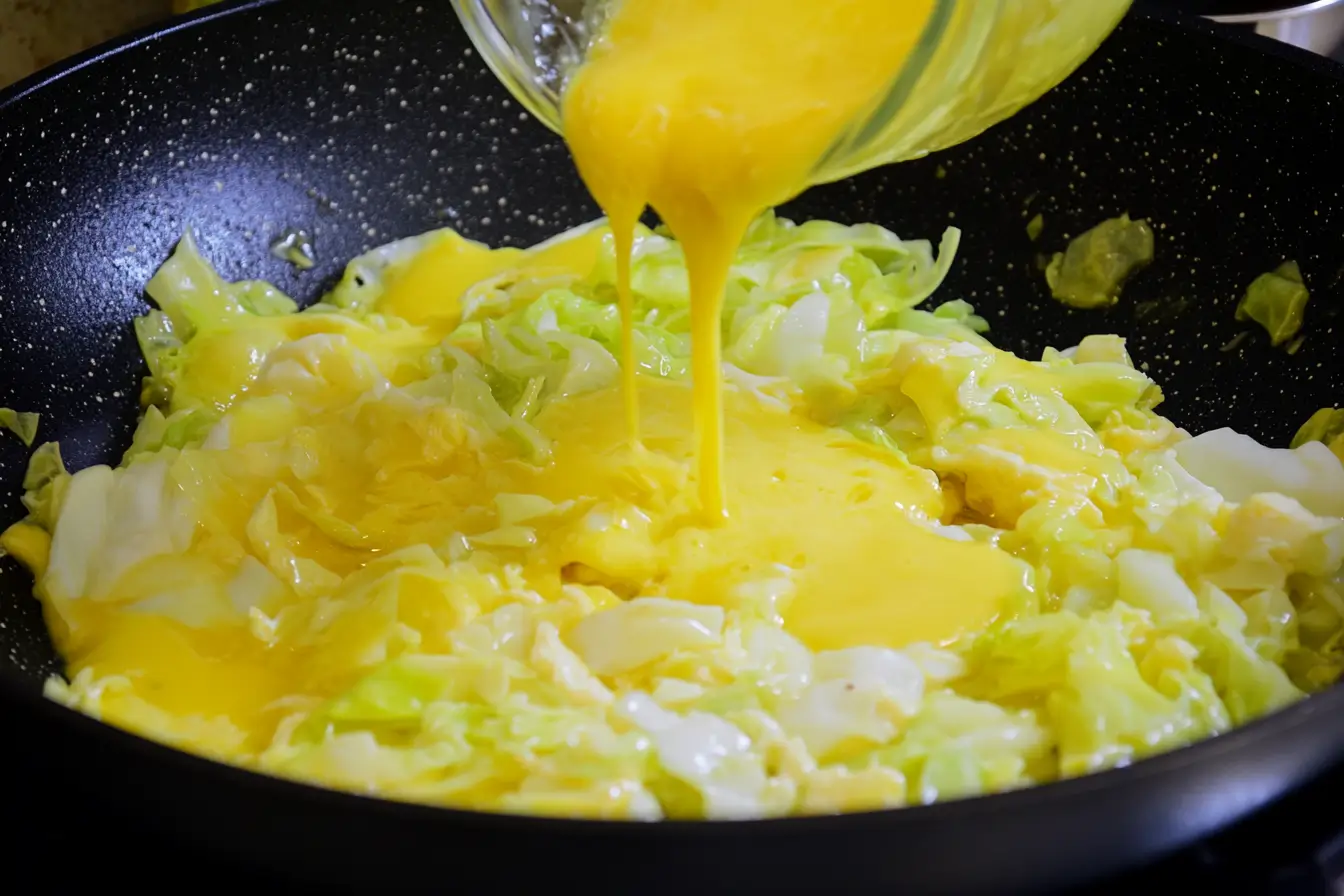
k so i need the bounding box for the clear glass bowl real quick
[451,0,1133,187]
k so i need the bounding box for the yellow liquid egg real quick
[23,357,1023,761]
[528,378,1025,652]
[562,0,937,520]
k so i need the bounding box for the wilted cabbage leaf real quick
[1026,214,1044,242]
[1046,214,1155,309]
[0,409,38,446]
[7,209,1343,821]
[1293,407,1344,464]
[1237,261,1310,348]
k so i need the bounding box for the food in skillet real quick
[4,213,1343,818]
[1044,215,1155,310]
[1238,261,1311,351]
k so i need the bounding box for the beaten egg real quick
[9,213,1341,819]
[563,0,937,519]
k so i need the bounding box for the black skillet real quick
[2,1,1343,892]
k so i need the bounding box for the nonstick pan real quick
[2,1,1343,893]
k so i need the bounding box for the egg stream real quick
[561,0,936,521]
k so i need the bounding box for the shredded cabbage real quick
[0,409,39,447]
[1237,260,1309,348]
[1293,407,1344,465]
[1045,214,1154,309]
[9,212,1344,821]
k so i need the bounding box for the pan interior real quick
[0,0,1341,765]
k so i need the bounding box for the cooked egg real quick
[8,215,1343,818]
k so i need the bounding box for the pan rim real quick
[11,667,1344,837]
[1206,0,1344,25]
[0,0,282,112]
[0,0,1342,849]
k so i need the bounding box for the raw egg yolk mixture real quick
[562,0,936,519]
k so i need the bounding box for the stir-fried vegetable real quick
[7,212,1343,819]
[0,409,39,446]
[1046,214,1155,309]
[1237,260,1310,348]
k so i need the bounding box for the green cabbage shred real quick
[1045,214,1155,309]
[1237,260,1309,348]
[0,409,38,447]
[14,210,1344,820]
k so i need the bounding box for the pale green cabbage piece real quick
[0,409,39,446]
[1237,260,1309,348]
[1045,214,1155,309]
[1292,407,1344,458]
[17,210,1344,820]
[1174,428,1344,518]
[145,231,298,337]
[21,442,68,529]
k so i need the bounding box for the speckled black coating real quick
[0,2,1341,893]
